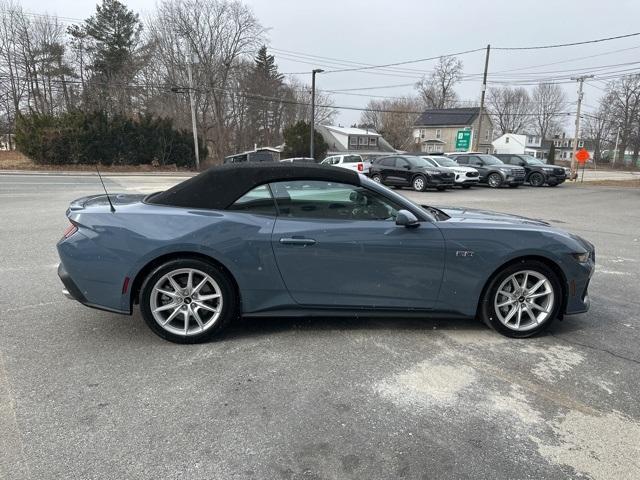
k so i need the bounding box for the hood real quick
[432,206,551,227]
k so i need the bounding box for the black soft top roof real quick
[147,162,361,210]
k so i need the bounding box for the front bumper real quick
[564,250,595,316]
[426,175,455,187]
[546,174,566,185]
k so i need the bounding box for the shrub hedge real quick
[15,111,206,167]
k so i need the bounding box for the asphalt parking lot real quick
[1,173,639,480]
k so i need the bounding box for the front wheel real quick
[487,172,503,188]
[529,172,545,187]
[479,260,561,338]
[412,175,427,192]
[140,258,237,343]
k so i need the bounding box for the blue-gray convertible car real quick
[57,163,595,343]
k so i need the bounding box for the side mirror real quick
[396,209,419,228]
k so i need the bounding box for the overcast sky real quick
[18,0,640,130]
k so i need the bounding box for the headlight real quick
[543,167,555,172]
[499,167,510,174]
[425,169,439,174]
[572,252,590,263]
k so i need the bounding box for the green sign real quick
[455,129,472,151]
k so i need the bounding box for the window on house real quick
[578,140,584,148]
[527,136,533,143]
[485,129,491,140]
[358,137,367,145]
[435,129,441,139]
[505,137,510,144]
[369,137,377,146]
[563,140,569,147]
[349,136,357,146]
[420,129,425,138]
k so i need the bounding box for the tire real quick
[509,184,520,188]
[436,186,446,191]
[529,172,545,187]
[461,184,472,189]
[139,258,238,344]
[548,183,559,187]
[479,260,562,338]
[487,172,503,188]
[371,173,382,183]
[412,175,427,192]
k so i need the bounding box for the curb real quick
[0,170,196,177]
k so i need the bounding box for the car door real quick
[394,157,412,185]
[467,155,488,180]
[269,180,445,309]
[378,157,399,184]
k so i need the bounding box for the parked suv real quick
[494,154,567,187]
[422,155,479,188]
[448,153,525,188]
[321,154,371,174]
[369,155,455,191]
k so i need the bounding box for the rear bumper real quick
[57,263,129,315]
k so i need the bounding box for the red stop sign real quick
[575,148,589,164]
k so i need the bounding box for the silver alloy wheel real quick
[413,177,425,191]
[150,268,223,337]
[494,269,555,332]
[372,174,381,183]
[488,173,502,188]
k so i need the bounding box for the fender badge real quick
[456,250,474,257]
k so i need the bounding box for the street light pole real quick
[310,68,324,160]
[570,75,593,177]
[186,47,200,170]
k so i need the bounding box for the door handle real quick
[279,237,316,246]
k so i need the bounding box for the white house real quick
[492,133,528,154]
[315,125,396,157]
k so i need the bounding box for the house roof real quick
[316,124,396,153]
[324,125,382,137]
[414,107,481,127]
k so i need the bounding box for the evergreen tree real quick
[244,45,286,147]
[547,141,555,165]
[282,121,327,160]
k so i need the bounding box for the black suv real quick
[369,155,455,191]
[494,154,567,187]
[448,153,525,188]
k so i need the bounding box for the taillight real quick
[63,222,78,238]
[357,163,364,172]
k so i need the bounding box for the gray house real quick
[412,107,494,154]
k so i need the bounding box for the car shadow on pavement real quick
[221,315,490,342]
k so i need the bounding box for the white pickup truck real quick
[320,154,372,175]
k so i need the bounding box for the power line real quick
[494,31,640,50]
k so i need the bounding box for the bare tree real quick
[286,77,337,126]
[360,96,422,149]
[415,56,463,109]
[531,83,567,141]
[605,74,640,163]
[486,86,531,135]
[146,0,265,162]
[583,99,613,163]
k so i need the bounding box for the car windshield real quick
[522,156,545,165]
[428,156,457,167]
[343,155,363,163]
[478,155,504,165]
[406,157,432,167]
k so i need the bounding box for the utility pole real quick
[310,68,324,159]
[474,44,490,152]
[570,75,593,177]
[612,126,621,165]
[186,47,200,170]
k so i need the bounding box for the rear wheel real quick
[140,259,237,343]
[412,175,427,192]
[371,173,382,183]
[487,173,503,188]
[529,172,545,187]
[479,260,561,338]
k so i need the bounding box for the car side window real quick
[270,180,401,221]
[380,158,395,167]
[396,157,409,168]
[469,156,483,166]
[455,156,468,164]
[227,185,277,215]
